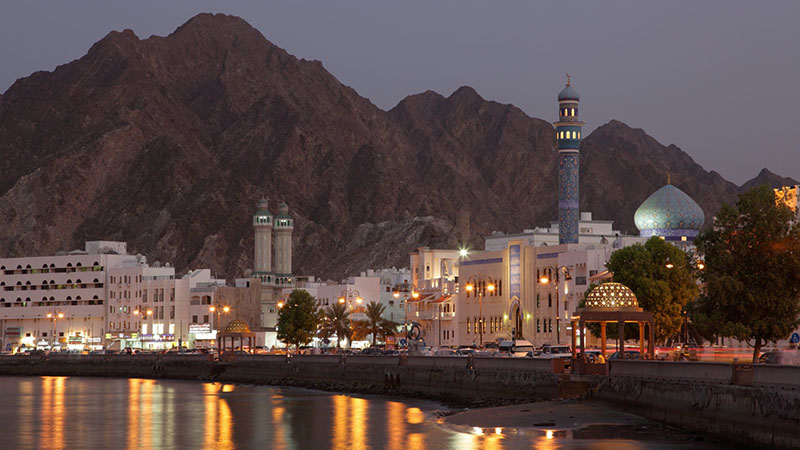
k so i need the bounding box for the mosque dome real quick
[584,282,639,310]
[634,184,704,239]
[558,85,580,101]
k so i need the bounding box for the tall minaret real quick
[253,198,273,275]
[273,201,294,275]
[553,75,584,244]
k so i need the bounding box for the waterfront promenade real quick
[1,354,799,447]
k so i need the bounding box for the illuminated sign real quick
[4,327,20,338]
[189,324,212,334]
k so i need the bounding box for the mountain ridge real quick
[0,13,791,280]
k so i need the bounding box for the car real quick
[433,348,460,356]
[359,347,383,355]
[760,349,800,365]
[498,339,536,357]
[608,350,642,360]
[456,348,476,356]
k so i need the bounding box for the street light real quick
[338,288,364,315]
[209,304,232,335]
[46,311,65,349]
[464,274,495,347]
[538,265,571,344]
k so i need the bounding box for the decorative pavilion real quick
[571,282,654,373]
[217,320,256,359]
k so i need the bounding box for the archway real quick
[511,304,523,339]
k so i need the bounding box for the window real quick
[536,319,540,332]
[192,315,198,324]
[548,293,552,308]
[536,294,540,308]
[466,318,471,334]
[203,315,209,323]
[170,306,175,319]
[548,319,553,332]
[578,131,581,139]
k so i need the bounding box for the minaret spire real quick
[553,76,584,245]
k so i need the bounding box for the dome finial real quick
[566,72,571,87]
[667,172,671,185]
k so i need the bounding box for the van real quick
[498,339,535,357]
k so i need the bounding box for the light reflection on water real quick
[0,376,724,449]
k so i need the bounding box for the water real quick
[0,376,724,449]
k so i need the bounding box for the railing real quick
[608,359,800,388]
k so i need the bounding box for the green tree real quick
[276,290,320,351]
[352,301,401,346]
[319,302,351,349]
[693,185,800,362]
[605,236,699,343]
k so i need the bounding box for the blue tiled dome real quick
[634,184,705,239]
[558,85,580,101]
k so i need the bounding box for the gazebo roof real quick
[583,282,641,311]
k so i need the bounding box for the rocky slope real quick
[0,13,790,280]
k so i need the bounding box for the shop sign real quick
[194,331,217,340]
[68,336,82,344]
[5,327,20,338]
[189,324,212,334]
[105,333,112,339]
[88,337,102,343]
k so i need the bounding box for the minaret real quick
[273,201,294,276]
[553,74,584,244]
[253,198,273,275]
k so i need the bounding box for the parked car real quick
[498,339,536,357]
[537,345,572,359]
[359,347,383,355]
[759,349,800,365]
[433,348,460,356]
[608,350,642,360]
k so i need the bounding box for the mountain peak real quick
[740,168,799,191]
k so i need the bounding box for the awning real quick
[407,294,433,303]
[428,295,452,303]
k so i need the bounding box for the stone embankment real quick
[2,355,799,447]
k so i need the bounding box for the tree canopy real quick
[319,302,351,349]
[606,236,699,342]
[276,289,320,350]
[352,301,400,346]
[693,185,800,362]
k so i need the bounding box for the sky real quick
[1,1,798,184]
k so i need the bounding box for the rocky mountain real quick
[740,168,799,191]
[0,13,790,280]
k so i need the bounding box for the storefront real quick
[104,332,141,350]
[189,323,216,349]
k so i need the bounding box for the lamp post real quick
[209,304,231,334]
[464,275,495,347]
[539,265,571,344]
[338,288,363,317]
[392,283,418,339]
[46,311,64,350]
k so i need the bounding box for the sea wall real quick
[593,360,800,449]
[0,354,564,405]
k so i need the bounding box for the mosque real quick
[409,77,706,347]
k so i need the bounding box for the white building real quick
[485,212,641,251]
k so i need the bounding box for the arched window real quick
[66,296,72,301]
[16,265,22,270]
[49,297,55,301]
[76,262,82,267]
[93,279,99,283]
[41,297,47,302]
[25,264,31,269]
[93,295,99,299]
[66,280,72,284]
[76,296,82,300]
[15,297,22,302]
[578,131,581,139]
[16,281,21,286]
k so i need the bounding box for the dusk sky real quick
[1,1,798,184]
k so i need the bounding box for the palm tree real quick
[352,301,400,347]
[319,303,351,349]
